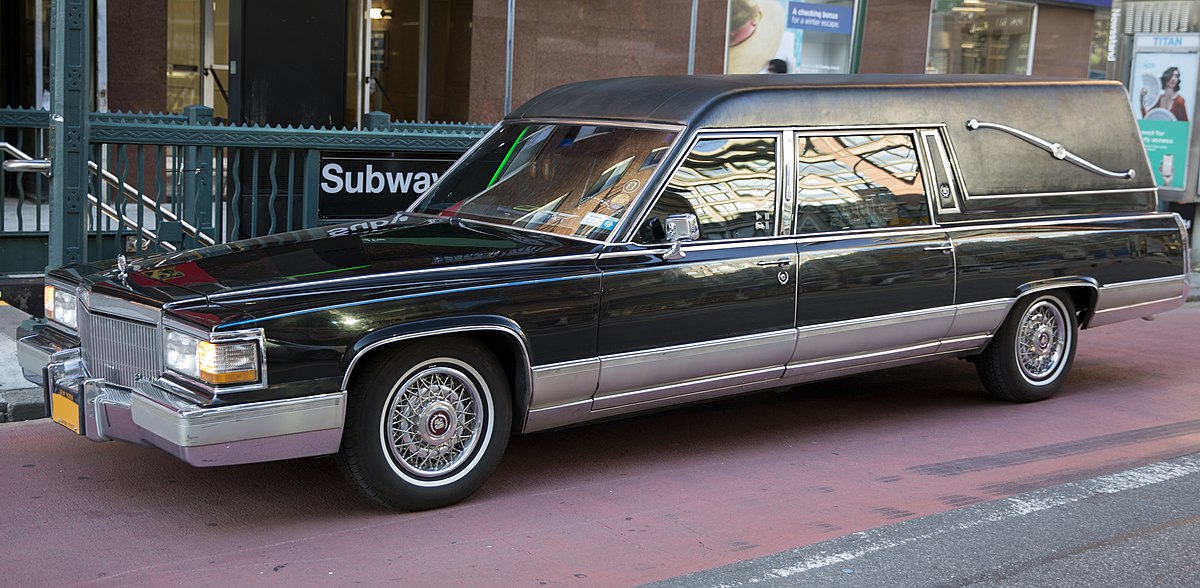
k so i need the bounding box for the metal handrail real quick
[1,141,213,248]
[86,160,216,246]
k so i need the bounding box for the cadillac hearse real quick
[19,75,1190,510]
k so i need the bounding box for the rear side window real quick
[637,136,778,243]
[794,134,929,234]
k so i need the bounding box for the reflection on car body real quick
[20,75,1191,510]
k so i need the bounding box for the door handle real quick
[923,245,953,254]
[756,258,793,267]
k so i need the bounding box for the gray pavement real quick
[1,272,1199,422]
[646,452,1200,588]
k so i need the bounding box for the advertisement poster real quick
[726,0,854,75]
[1129,34,1199,191]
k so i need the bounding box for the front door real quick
[595,134,798,410]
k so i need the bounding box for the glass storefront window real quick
[927,0,1035,75]
[166,0,201,113]
[366,0,472,123]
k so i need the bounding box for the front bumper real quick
[26,336,346,467]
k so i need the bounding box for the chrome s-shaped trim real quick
[965,119,1135,180]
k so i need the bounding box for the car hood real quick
[60,213,600,320]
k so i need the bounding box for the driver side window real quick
[636,136,778,243]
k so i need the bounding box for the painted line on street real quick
[651,453,1200,587]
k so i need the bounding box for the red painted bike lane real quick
[3,304,1199,586]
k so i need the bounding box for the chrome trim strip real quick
[780,129,796,235]
[208,252,602,303]
[790,226,949,243]
[965,119,1135,179]
[936,334,993,354]
[508,118,685,133]
[593,365,784,411]
[222,272,594,328]
[340,324,533,394]
[79,289,161,324]
[788,341,941,371]
[529,358,600,410]
[602,228,952,260]
[965,187,1154,200]
[795,305,957,334]
[941,212,1175,232]
[523,399,594,433]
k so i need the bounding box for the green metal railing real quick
[0,106,489,275]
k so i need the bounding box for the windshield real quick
[412,123,679,241]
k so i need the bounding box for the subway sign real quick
[318,152,458,220]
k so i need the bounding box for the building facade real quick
[3,0,1121,124]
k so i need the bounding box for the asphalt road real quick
[2,303,1199,587]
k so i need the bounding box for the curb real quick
[0,387,47,423]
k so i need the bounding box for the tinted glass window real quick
[414,123,677,240]
[637,136,777,243]
[794,134,929,234]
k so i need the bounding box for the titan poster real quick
[1130,34,1199,192]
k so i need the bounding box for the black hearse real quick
[21,75,1190,510]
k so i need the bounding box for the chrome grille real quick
[79,308,161,389]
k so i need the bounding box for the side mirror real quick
[663,213,699,260]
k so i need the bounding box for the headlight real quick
[44,285,78,329]
[166,330,261,385]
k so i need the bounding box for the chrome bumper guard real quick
[38,345,346,467]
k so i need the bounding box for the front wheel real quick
[336,337,512,510]
[975,292,1078,403]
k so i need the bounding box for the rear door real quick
[786,131,956,376]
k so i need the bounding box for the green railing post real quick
[363,111,391,131]
[303,149,321,228]
[47,0,91,268]
[184,105,215,248]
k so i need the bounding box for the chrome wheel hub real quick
[1017,300,1066,381]
[386,365,482,478]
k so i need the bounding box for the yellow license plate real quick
[51,389,82,435]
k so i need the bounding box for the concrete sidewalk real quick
[0,301,45,422]
[2,273,1199,423]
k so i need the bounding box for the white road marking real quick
[719,454,1200,586]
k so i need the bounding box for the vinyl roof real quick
[507,74,1120,128]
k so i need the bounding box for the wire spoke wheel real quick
[386,365,482,478]
[1015,300,1066,382]
[336,337,512,511]
[976,292,1078,403]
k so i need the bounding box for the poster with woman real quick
[1129,34,1199,191]
[725,0,855,75]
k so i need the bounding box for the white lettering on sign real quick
[320,163,441,195]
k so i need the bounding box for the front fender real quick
[340,315,534,426]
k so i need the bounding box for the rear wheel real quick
[336,337,511,510]
[976,292,1077,403]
